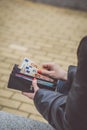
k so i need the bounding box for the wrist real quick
[63,71,67,80]
[60,71,67,80]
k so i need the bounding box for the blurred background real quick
[0,0,87,123]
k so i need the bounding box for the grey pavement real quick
[0,111,55,130]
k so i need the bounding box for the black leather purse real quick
[8,64,56,92]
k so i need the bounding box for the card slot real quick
[8,73,34,92]
[15,73,56,90]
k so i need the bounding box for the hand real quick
[22,78,39,100]
[38,63,67,80]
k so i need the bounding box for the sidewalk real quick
[0,0,87,122]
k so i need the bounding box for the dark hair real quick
[76,36,87,83]
[77,36,87,62]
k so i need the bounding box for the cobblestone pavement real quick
[0,0,87,123]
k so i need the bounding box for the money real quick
[19,57,54,82]
[19,57,38,76]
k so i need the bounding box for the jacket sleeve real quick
[57,65,77,94]
[34,66,77,130]
[34,89,67,130]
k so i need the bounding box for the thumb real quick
[32,78,39,92]
[38,69,50,75]
[38,69,54,77]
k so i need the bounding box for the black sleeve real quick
[67,65,77,88]
[57,65,77,94]
[34,89,67,130]
[34,66,77,130]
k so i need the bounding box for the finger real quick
[32,78,39,92]
[38,69,55,79]
[41,69,50,75]
[42,64,49,69]
[42,63,53,69]
[38,69,52,75]
[37,69,48,75]
[22,92,34,99]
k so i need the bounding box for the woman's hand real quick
[38,63,67,80]
[22,78,39,100]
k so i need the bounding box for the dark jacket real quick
[34,63,87,130]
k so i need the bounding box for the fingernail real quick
[37,70,42,74]
[33,78,36,80]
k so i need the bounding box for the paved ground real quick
[0,0,87,123]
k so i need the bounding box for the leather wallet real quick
[8,64,56,92]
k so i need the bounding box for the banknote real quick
[19,57,54,82]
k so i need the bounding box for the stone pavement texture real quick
[0,111,54,130]
[0,0,87,123]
